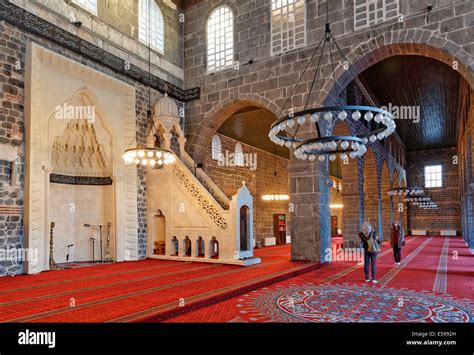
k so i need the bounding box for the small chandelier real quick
[122,11,175,168]
[262,194,290,202]
[262,169,289,202]
[123,147,175,167]
[388,186,438,210]
[268,21,396,162]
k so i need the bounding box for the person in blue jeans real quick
[359,222,381,284]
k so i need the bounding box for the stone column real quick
[178,136,187,158]
[363,150,380,236]
[162,133,172,150]
[289,156,330,263]
[341,158,363,248]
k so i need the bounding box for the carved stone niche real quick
[24,43,139,274]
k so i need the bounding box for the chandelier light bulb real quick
[341,141,349,150]
[329,154,336,161]
[364,111,373,121]
[138,150,145,158]
[297,116,306,125]
[318,155,326,162]
[369,135,377,143]
[324,112,333,121]
[310,113,319,123]
[338,111,347,121]
[352,110,361,120]
[286,119,295,128]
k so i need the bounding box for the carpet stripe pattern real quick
[1,237,472,323]
[165,236,474,323]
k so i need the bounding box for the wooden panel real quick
[217,107,290,159]
[359,56,463,151]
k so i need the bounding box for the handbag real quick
[368,232,381,253]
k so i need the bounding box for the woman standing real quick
[359,222,381,283]
[390,221,405,265]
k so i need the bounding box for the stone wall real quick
[0,17,185,275]
[182,0,473,260]
[204,133,290,244]
[458,94,474,247]
[11,0,184,81]
[407,147,461,233]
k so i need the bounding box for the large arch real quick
[316,31,473,107]
[187,93,281,163]
[185,29,474,263]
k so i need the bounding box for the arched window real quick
[207,6,234,72]
[271,0,306,55]
[72,0,97,15]
[139,0,165,54]
[211,135,222,161]
[235,143,244,167]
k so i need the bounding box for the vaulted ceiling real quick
[217,55,468,158]
[359,55,467,151]
[217,107,290,159]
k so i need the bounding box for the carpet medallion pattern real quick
[237,284,473,323]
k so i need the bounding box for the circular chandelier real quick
[262,194,290,202]
[123,147,175,167]
[268,22,396,162]
[388,187,425,196]
[388,187,438,210]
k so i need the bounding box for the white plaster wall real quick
[50,183,114,263]
[25,43,138,274]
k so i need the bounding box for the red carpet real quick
[166,236,474,323]
[1,237,473,323]
[0,244,317,323]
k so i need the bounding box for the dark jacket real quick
[390,225,405,248]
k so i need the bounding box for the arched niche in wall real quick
[47,88,116,264]
[239,205,250,252]
[153,210,166,255]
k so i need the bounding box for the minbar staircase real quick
[146,150,260,266]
